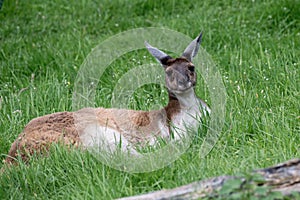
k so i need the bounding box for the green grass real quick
[0,0,299,199]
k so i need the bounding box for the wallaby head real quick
[145,33,202,96]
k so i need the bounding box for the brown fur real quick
[5,112,80,164]
[5,100,181,164]
[165,57,190,66]
[165,99,181,122]
[131,112,151,127]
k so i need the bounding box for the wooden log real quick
[118,159,300,200]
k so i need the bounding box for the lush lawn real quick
[0,0,299,199]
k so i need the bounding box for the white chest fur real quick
[169,90,210,140]
[170,104,202,140]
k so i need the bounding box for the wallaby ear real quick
[145,41,172,66]
[182,32,202,62]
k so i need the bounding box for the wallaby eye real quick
[188,66,195,72]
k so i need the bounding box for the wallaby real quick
[5,32,210,164]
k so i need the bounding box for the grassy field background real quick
[0,0,299,199]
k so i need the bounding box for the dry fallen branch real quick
[118,159,300,200]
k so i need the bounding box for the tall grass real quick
[0,0,299,199]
